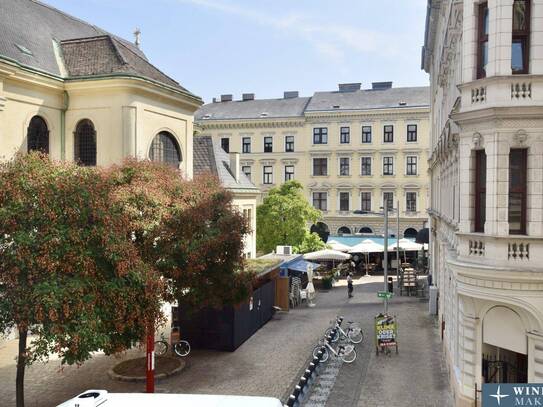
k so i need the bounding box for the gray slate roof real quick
[195,87,429,121]
[0,0,196,96]
[195,97,311,121]
[305,86,430,112]
[193,136,258,192]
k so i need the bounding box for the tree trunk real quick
[16,327,28,407]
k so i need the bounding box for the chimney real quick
[229,152,240,183]
[220,94,233,102]
[372,81,393,90]
[133,27,141,48]
[284,91,299,99]
[242,93,255,101]
[338,83,361,92]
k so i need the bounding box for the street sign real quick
[377,291,393,299]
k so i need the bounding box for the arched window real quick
[404,228,418,238]
[310,222,330,243]
[27,116,49,153]
[74,119,96,166]
[149,131,182,167]
[337,226,351,235]
[359,227,373,234]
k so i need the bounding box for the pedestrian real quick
[347,272,354,298]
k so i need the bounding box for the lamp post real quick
[354,205,398,315]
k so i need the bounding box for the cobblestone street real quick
[0,277,451,406]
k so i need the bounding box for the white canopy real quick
[327,240,351,252]
[303,249,351,261]
[349,239,384,254]
[388,238,423,252]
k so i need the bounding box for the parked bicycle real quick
[154,327,191,357]
[325,317,363,344]
[312,335,357,364]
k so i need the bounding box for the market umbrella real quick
[303,249,351,262]
[387,238,423,252]
[348,239,384,276]
[327,240,351,252]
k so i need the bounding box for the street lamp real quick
[354,201,400,315]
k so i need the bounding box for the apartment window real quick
[361,157,372,176]
[221,137,230,153]
[339,192,350,211]
[383,156,394,175]
[27,116,49,154]
[383,192,394,212]
[362,126,372,143]
[340,127,350,144]
[242,137,251,153]
[313,158,328,176]
[361,192,371,212]
[509,149,527,234]
[285,165,295,182]
[242,165,252,181]
[339,157,350,176]
[407,124,418,142]
[313,128,328,144]
[474,150,487,233]
[313,192,327,211]
[285,135,295,152]
[406,192,417,212]
[263,166,273,184]
[384,125,394,143]
[406,156,418,175]
[477,2,489,79]
[512,0,530,74]
[264,136,273,153]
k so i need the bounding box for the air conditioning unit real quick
[276,245,292,255]
[429,286,438,315]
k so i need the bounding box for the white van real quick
[57,390,284,407]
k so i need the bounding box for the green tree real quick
[109,160,253,310]
[0,154,163,407]
[256,180,321,253]
[295,231,329,254]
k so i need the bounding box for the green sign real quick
[374,314,397,348]
[377,291,393,299]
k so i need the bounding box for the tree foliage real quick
[294,231,328,254]
[109,160,253,310]
[0,154,164,406]
[256,181,321,253]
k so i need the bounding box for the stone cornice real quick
[197,118,305,130]
[304,108,429,121]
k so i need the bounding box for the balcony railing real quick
[457,233,543,270]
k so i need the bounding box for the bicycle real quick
[154,327,191,357]
[312,335,357,364]
[325,318,363,344]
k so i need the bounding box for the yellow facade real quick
[196,89,430,237]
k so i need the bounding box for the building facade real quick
[423,0,543,405]
[0,0,258,259]
[195,83,431,239]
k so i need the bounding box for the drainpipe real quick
[60,91,69,161]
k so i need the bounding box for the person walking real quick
[347,273,354,298]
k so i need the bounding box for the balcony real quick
[456,232,543,272]
[459,75,543,114]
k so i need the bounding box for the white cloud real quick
[174,0,403,61]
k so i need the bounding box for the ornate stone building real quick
[423,0,543,405]
[195,83,430,238]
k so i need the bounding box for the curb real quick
[108,357,186,383]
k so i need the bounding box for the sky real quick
[44,0,429,103]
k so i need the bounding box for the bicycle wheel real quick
[154,340,168,356]
[348,327,364,344]
[324,327,339,343]
[341,346,357,364]
[313,345,329,362]
[173,340,191,357]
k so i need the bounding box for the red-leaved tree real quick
[0,153,164,407]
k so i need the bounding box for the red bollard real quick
[146,331,155,393]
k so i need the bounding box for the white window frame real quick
[284,165,295,182]
[406,191,418,212]
[360,191,372,212]
[312,157,328,176]
[338,191,350,212]
[360,156,372,176]
[338,156,351,176]
[406,155,418,176]
[383,156,394,176]
[312,191,328,211]
[263,166,273,184]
